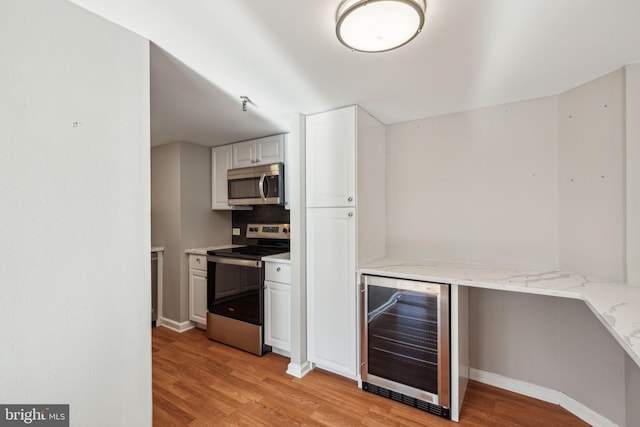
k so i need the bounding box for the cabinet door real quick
[189,269,208,327]
[256,134,284,165]
[307,207,357,378]
[306,107,356,208]
[211,145,232,210]
[264,280,291,351]
[232,140,256,168]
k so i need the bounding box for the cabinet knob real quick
[348,197,353,202]
[348,212,354,217]
[276,267,281,272]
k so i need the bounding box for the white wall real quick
[151,143,182,321]
[558,69,625,281]
[288,113,309,376]
[625,63,640,285]
[151,141,231,325]
[386,96,559,269]
[470,289,627,426]
[0,0,151,425]
[179,142,231,320]
[627,355,640,426]
[356,107,387,265]
[386,67,636,424]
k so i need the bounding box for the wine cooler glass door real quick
[361,275,449,409]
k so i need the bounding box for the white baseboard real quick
[270,347,291,358]
[286,361,313,378]
[156,317,194,333]
[470,368,617,427]
[558,394,617,427]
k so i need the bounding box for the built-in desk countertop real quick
[359,257,640,369]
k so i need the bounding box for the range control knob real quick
[283,228,289,234]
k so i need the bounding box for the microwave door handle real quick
[258,173,267,201]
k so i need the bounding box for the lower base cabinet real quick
[264,260,291,352]
[188,254,208,328]
[306,207,357,378]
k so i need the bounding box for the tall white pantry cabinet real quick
[305,106,386,379]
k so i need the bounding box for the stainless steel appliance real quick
[360,274,450,419]
[206,223,290,355]
[227,163,284,206]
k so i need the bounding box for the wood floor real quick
[152,327,588,426]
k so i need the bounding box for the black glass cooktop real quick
[208,245,289,260]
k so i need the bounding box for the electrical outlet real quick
[232,228,240,236]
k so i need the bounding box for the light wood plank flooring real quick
[152,327,588,426]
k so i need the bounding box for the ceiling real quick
[68,0,640,147]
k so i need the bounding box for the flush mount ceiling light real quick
[336,0,426,53]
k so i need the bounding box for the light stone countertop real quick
[185,244,243,255]
[359,256,640,369]
[262,252,290,263]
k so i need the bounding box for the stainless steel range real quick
[206,223,290,355]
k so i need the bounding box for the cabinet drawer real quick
[189,255,207,271]
[265,262,291,284]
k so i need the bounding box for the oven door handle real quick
[207,256,262,268]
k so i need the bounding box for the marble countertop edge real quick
[262,252,291,263]
[358,256,640,369]
[185,244,244,255]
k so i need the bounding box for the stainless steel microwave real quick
[227,163,284,206]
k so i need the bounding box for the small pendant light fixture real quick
[336,0,427,53]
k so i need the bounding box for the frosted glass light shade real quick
[336,0,426,52]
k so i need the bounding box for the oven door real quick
[207,256,263,325]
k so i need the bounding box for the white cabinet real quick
[211,144,233,210]
[212,135,287,210]
[232,134,285,169]
[306,108,356,208]
[188,254,208,328]
[305,105,386,379]
[264,261,291,352]
[306,208,357,377]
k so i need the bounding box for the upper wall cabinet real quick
[232,134,285,169]
[211,144,233,210]
[212,134,288,210]
[306,108,357,208]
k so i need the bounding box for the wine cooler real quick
[360,274,450,419]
